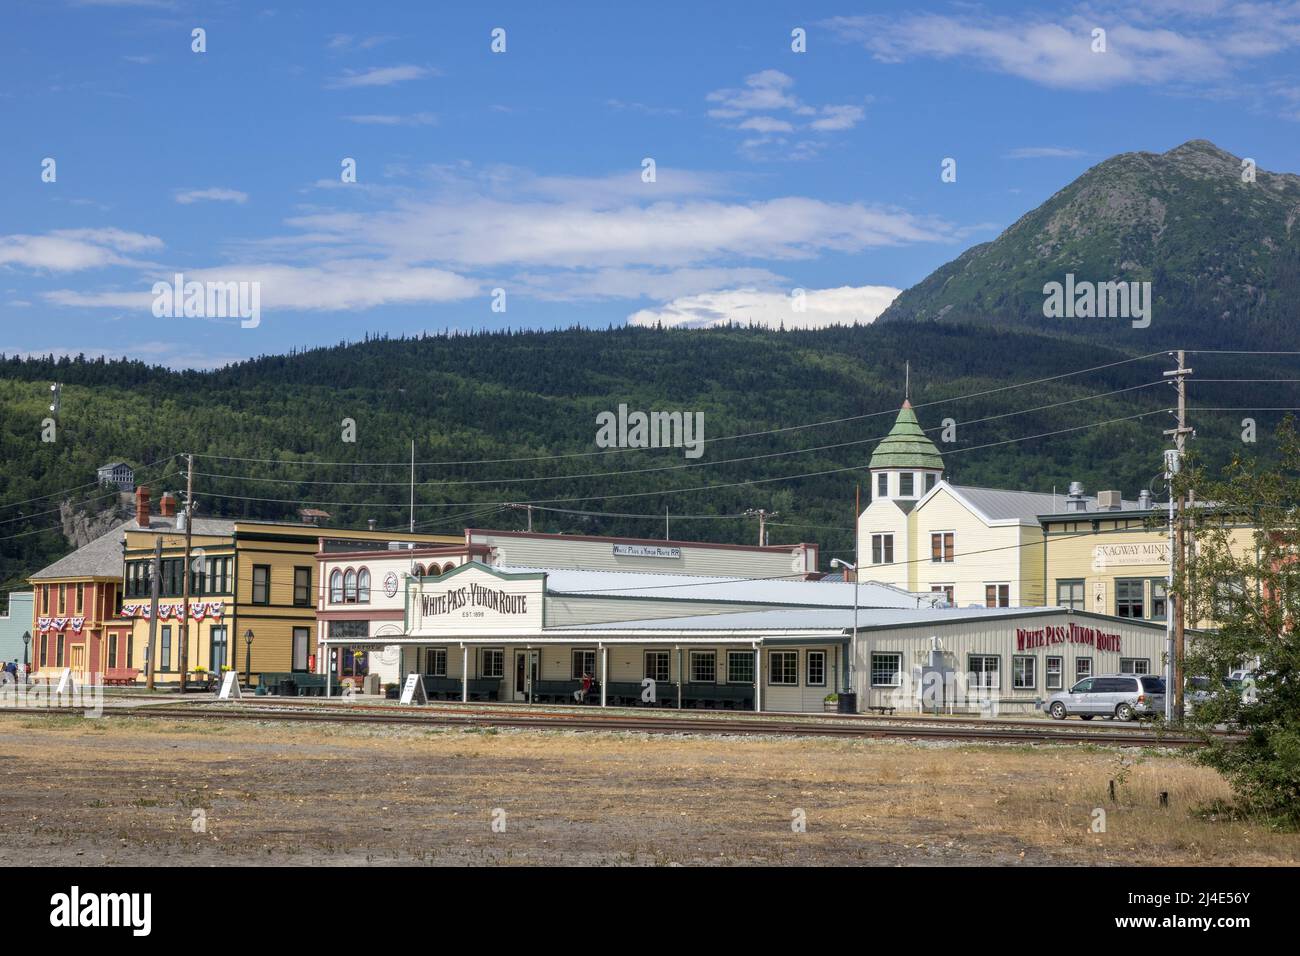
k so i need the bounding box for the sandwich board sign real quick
[399,672,427,705]
[218,671,241,699]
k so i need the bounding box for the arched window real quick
[443,563,456,574]
[344,569,358,603]
[413,564,425,578]
[358,568,371,602]
[330,570,343,603]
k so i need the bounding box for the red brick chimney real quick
[135,486,151,528]
[159,493,177,519]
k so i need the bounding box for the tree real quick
[1181,416,1300,825]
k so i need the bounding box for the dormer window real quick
[925,473,938,493]
[876,473,888,498]
[900,473,915,497]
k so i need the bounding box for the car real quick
[1046,674,1166,721]
[1186,675,1244,715]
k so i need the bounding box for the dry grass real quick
[0,713,1295,866]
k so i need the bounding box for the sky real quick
[2,0,1299,369]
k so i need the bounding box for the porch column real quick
[753,643,761,712]
[676,646,682,709]
[461,644,468,703]
[599,644,607,707]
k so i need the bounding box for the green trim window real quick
[969,655,1000,690]
[806,650,826,687]
[1116,578,1144,618]
[871,652,902,687]
[727,650,754,684]
[293,567,312,607]
[425,648,447,677]
[1046,655,1063,691]
[252,565,271,606]
[1012,655,1036,690]
[645,650,670,683]
[1120,658,1149,675]
[689,651,716,683]
[1075,657,1093,680]
[481,648,504,679]
[158,626,171,672]
[1149,578,1168,620]
[1056,579,1085,610]
[571,649,597,680]
[769,651,798,686]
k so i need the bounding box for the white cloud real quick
[627,285,902,329]
[1004,146,1087,158]
[705,69,867,158]
[0,228,162,271]
[174,187,249,204]
[327,65,436,88]
[822,5,1300,94]
[343,112,437,126]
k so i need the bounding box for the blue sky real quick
[2,0,1298,369]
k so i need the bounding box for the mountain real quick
[2,323,1294,602]
[877,140,1300,348]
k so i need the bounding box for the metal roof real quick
[497,566,922,609]
[29,521,131,580]
[948,485,1141,523]
[568,604,1169,633]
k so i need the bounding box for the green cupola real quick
[869,400,945,471]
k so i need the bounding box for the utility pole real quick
[744,508,779,547]
[145,536,161,690]
[409,440,416,534]
[1163,350,1194,722]
[178,454,194,692]
[664,505,669,541]
[505,503,534,531]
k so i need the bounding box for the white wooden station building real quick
[313,531,1170,714]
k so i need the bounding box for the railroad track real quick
[1,702,1211,747]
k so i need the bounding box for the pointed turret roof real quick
[868,400,945,470]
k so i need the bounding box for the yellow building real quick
[1040,489,1257,630]
[120,488,458,685]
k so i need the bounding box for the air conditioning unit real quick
[1097,490,1123,511]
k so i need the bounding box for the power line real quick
[189,351,1166,469]
[0,453,179,513]
[191,381,1167,491]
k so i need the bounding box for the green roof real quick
[869,401,945,470]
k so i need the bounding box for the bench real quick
[682,682,754,710]
[102,668,139,686]
[867,705,896,716]
[530,679,582,703]
[604,680,679,706]
[419,676,500,700]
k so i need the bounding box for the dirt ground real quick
[1,713,1296,866]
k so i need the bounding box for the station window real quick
[930,532,955,563]
[1115,578,1144,618]
[425,648,447,677]
[481,649,504,679]
[871,652,903,687]
[571,649,597,679]
[644,651,670,683]
[158,626,171,672]
[871,533,894,565]
[689,651,716,683]
[75,583,84,613]
[806,650,826,687]
[985,583,1010,608]
[1056,580,1085,610]
[769,651,798,686]
[727,650,754,684]
[969,655,1000,690]
[56,634,65,668]
[1075,657,1093,681]
[1120,658,1149,675]
[108,633,118,670]
[1046,656,1064,691]
[1012,655,1036,690]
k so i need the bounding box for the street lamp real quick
[830,559,859,713]
[243,628,254,687]
[22,631,31,679]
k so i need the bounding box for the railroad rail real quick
[0,701,1215,748]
